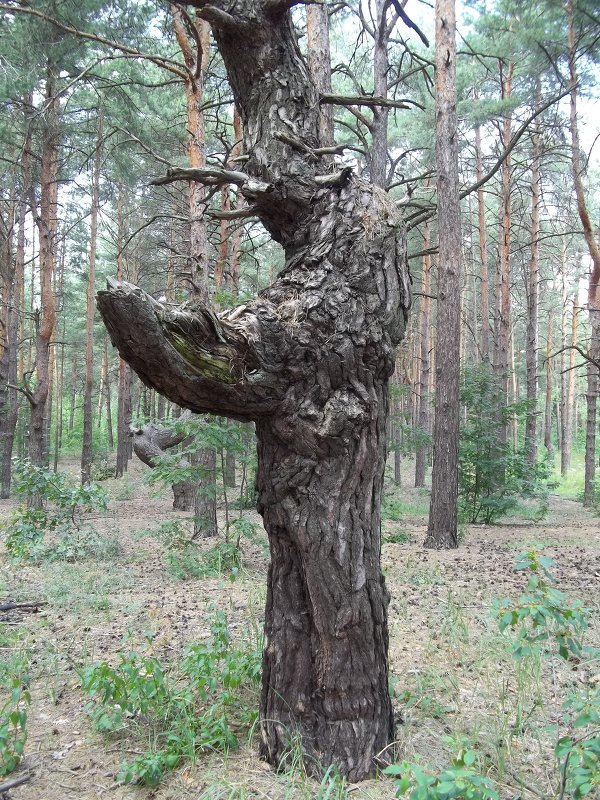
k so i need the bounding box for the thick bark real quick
[99,0,410,779]
[425,0,460,549]
[81,110,103,484]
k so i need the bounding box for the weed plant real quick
[0,648,30,776]
[80,609,261,786]
[1,461,109,561]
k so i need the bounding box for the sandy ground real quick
[1,460,599,800]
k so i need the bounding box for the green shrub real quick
[80,610,261,786]
[458,366,552,524]
[386,740,499,799]
[0,655,30,776]
[2,461,109,561]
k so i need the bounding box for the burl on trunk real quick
[98,0,410,781]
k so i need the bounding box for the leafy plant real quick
[386,741,499,799]
[80,610,261,786]
[0,656,30,776]
[493,549,590,661]
[458,366,552,524]
[1,461,109,560]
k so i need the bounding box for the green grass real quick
[552,450,586,499]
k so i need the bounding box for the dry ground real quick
[1,458,599,800]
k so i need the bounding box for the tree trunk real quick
[306,1,334,151]
[172,5,218,537]
[370,0,390,189]
[524,83,541,468]
[81,110,103,484]
[414,224,431,488]
[98,0,410,778]
[544,312,553,454]
[562,298,578,475]
[474,119,490,363]
[115,190,133,477]
[29,64,59,498]
[0,117,29,497]
[425,0,461,549]
[493,62,514,453]
[567,0,600,504]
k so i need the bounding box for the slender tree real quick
[425,0,461,549]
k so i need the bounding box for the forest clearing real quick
[2,0,600,796]
[1,457,599,800]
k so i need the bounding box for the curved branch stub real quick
[97,281,285,421]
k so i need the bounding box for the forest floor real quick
[1,457,599,800]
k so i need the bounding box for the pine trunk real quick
[524,85,540,467]
[425,0,461,549]
[81,111,103,484]
[29,66,59,496]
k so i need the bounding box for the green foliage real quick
[383,529,411,544]
[0,654,30,777]
[382,494,429,521]
[494,551,600,797]
[141,514,262,580]
[493,549,591,661]
[80,610,261,786]
[557,689,600,799]
[2,461,109,561]
[458,367,552,524]
[386,740,499,800]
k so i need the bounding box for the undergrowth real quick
[80,609,261,786]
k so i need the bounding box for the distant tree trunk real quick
[568,0,600,505]
[103,335,114,449]
[81,110,103,484]
[171,4,217,537]
[370,0,389,188]
[425,0,460,550]
[414,224,431,488]
[524,83,541,468]
[0,117,29,497]
[562,298,578,475]
[493,62,514,451]
[28,65,59,500]
[306,1,334,151]
[544,312,553,453]
[474,119,490,363]
[98,0,410,778]
[115,189,133,477]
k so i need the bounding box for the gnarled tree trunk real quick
[98,0,410,780]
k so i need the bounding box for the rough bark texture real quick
[98,0,410,779]
[425,0,460,550]
[544,312,553,454]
